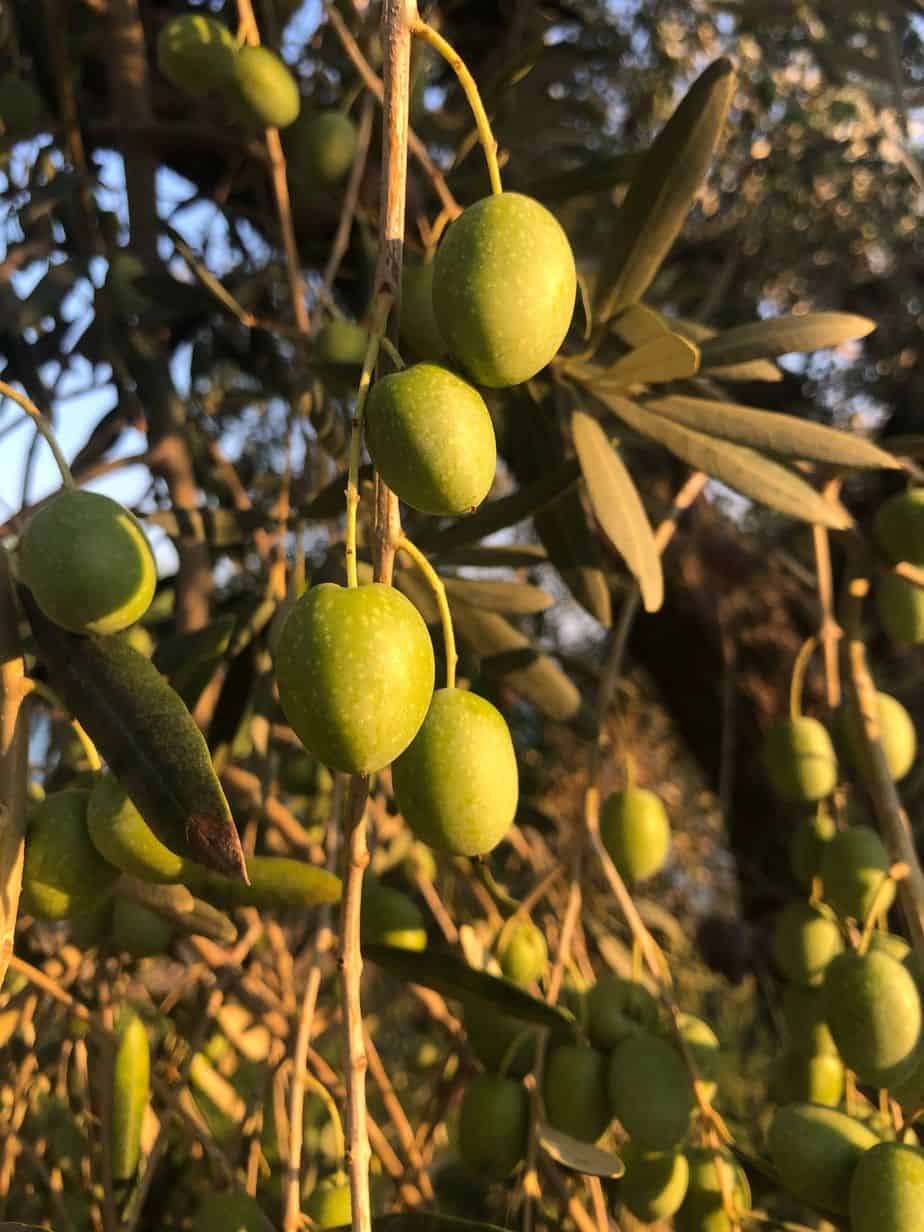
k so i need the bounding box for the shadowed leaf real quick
[441,576,555,615]
[534,494,613,627]
[538,1126,625,1178]
[433,545,547,568]
[698,313,875,366]
[670,316,782,381]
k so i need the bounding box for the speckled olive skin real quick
[875,488,924,564]
[768,1103,879,1215]
[230,46,300,129]
[400,263,448,361]
[620,1143,690,1222]
[822,949,922,1088]
[608,1033,692,1150]
[457,1074,528,1180]
[836,690,917,782]
[600,786,671,883]
[820,825,895,921]
[156,15,236,94]
[275,583,434,774]
[543,1044,611,1142]
[877,572,924,645]
[365,364,496,515]
[392,688,518,856]
[19,489,156,635]
[292,111,357,184]
[675,1149,750,1232]
[850,1141,924,1232]
[432,192,577,388]
[772,901,843,987]
[23,789,119,920]
[763,715,838,802]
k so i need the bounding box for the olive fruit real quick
[495,917,548,986]
[463,999,536,1078]
[874,488,924,564]
[361,880,427,951]
[457,1073,528,1180]
[111,897,174,959]
[399,263,447,361]
[619,1143,689,1222]
[365,364,496,515]
[23,789,119,920]
[676,1014,720,1103]
[193,1191,274,1232]
[762,716,837,802]
[836,691,917,783]
[674,1148,751,1232]
[773,1051,844,1107]
[868,929,913,965]
[850,1141,924,1232]
[877,573,924,646]
[0,74,42,137]
[771,901,843,987]
[432,192,576,387]
[304,1173,385,1228]
[392,688,517,856]
[156,15,236,94]
[543,1044,610,1142]
[822,949,922,1087]
[768,1103,879,1214]
[278,750,318,796]
[229,46,300,129]
[599,786,670,883]
[315,319,369,366]
[275,583,435,774]
[19,489,157,635]
[608,1033,692,1150]
[820,825,895,922]
[88,775,186,883]
[291,111,357,185]
[585,975,659,1050]
[789,808,836,889]
[112,1013,150,1182]
[781,983,838,1057]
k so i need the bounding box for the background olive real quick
[304,1174,386,1228]
[585,975,660,1050]
[874,488,924,563]
[877,572,924,645]
[781,983,838,1057]
[674,1148,751,1232]
[762,716,838,802]
[768,1103,879,1214]
[676,1013,720,1102]
[111,1013,150,1182]
[111,897,174,959]
[836,690,916,782]
[771,901,843,986]
[850,1141,924,1232]
[432,192,576,387]
[821,824,895,921]
[156,15,236,94]
[773,1050,844,1106]
[457,1074,528,1180]
[600,786,671,883]
[88,775,186,884]
[543,1044,610,1142]
[228,46,300,129]
[291,111,357,185]
[23,789,119,921]
[314,319,369,366]
[400,263,447,361]
[361,880,427,951]
[275,583,435,774]
[789,808,836,889]
[619,1143,690,1222]
[822,949,922,1087]
[495,917,548,986]
[193,1191,275,1232]
[608,1033,692,1149]
[19,489,157,635]
[392,688,518,856]
[463,999,536,1078]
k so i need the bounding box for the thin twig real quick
[324,95,376,291]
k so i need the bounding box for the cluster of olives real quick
[276,188,577,860]
[874,487,924,645]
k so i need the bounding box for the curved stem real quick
[788,634,819,722]
[303,1071,346,1165]
[412,20,502,196]
[396,536,457,689]
[0,382,74,489]
[858,864,907,955]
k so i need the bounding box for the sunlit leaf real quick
[442,576,554,615]
[670,316,782,381]
[698,313,875,367]
[603,332,699,386]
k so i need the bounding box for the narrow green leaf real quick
[645,395,899,470]
[441,577,555,615]
[669,316,782,381]
[433,544,547,568]
[186,855,341,912]
[525,150,646,202]
[698,313,875,367]
[364,944,577,1033]
[23,593,248,881]
[595,59,737,320]
[611,303,669,349]
[538,1126,625,1178]
[534,495,613,627]
[603,332,699,386]
[594,393,853,529]
[571,411,663,612]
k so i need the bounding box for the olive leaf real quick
[433,545,547,568]
[602,332,700,386]
[441,576,555,615]
[610,303,670,349]
[595,58,737,321]
[115,878,237,944]
[669,316,782,382]
[697,312,875,367]
[534,495,613,628]
[571,411,663,612]
[185,855,341,911]
[591,391,852,530]
[537,1126,625,1179]
[23,593,248,881]
[364,944,576,1033]
[645,395,899,471]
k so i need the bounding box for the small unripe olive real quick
[156,15,236,94]
[675,1148,751,1232]
[599,786,671,883]
[314,319,369,366]
[789,807,837,889]
[676,1013,720,1102]
[304,1174,386,1228]
[585,975,659,1050]
[275,583,435,775]
[291,111,357,185]
[619,1143,689,1222]
[457,1073,528,1180]
[877,572,924,645]
[771,901,843,987]
[781,983,838,1057]
[400,263,447,361]
[111,898,174,959]
[432,192,576,387]
[19,489,157,635]
[822,949,922,1088]
[763,716,837,803]
[361,880,427,951]
[773,1050,844,1107]
[836,690,917,783]
[820,825,895,922]
[228,46,300,129]
[365,364,496,515]
[608,1033,692,1150]
[463,999,536,1078]
[193,1191,274,1232]
[0,75,42,138]
[768,1103,879,1214]
[874,488,924,564]
[543,1044,610,1143]
[495,917,548,987]
[23,789,119,920]
[850,1141,924,1232]
[392,688,518,856]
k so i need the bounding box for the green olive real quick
[763,716,837,803]
[771,901,843,987]
[822,949,922,1088]
[23,788,119,921]
[820,825,895,922]
[228,46,300,129]
[543,1044,610,1142]
[768,1103,879,1215]
[874,488,924,564]
[457,1073,528,1180]
[156,15,236,94]
[599,786,671,883]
